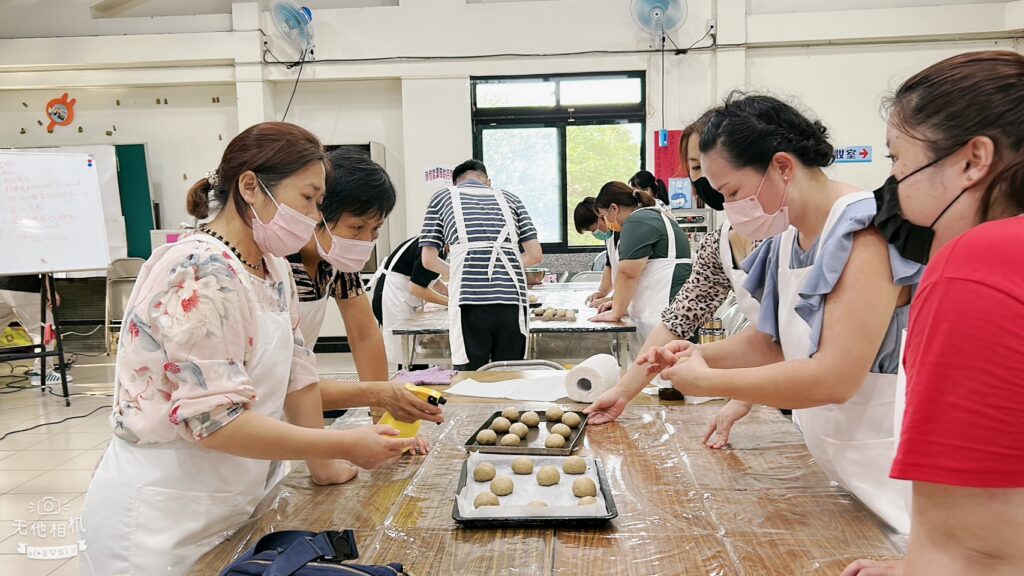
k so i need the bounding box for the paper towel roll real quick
[564,354,620,403]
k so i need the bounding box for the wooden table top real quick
[392,282,636,335]
[190,372,901,575]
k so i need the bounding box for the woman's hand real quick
[412,435,431,456]
[378,382,444,425]
[702,400,753,449]
[586,292,608,307]
[660,348,713,396]
[636,340,698,377]
[583,387,630,425]
[590,309,623,322]
[309,459,359,486]
[840,559,903,576]
[339,425,419,469]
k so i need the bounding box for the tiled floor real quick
[0,353,359,576]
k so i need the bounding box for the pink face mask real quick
[250,178,318,257]
[722,169,791,240]
[314,217,376,273]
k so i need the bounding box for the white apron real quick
[605,233,620,279]
[626,207,691,345]
[370,238,421,365]
[81,236,295,575]
[719,219,761,324]
[446,185,528,366]
[779,192,911,534]
[297,267,336,348]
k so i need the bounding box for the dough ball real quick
[561,412,582,428]
[544,434,566,448]
[490,416,512,433]
[545,406,565,421]
[474,492,500,508]
[550,423,572,438]
[476,429,497,445]
[566,312,577,322]
[572,477,597,498]
[520,411,540,427]
[500,433,521,447]
[578,496,597,506]
[473,462,496,482]
[563,456,587,475]
[537,465,561,486]
[528,500,548,508]
[509,422,529,439]
[555,309,567,318]
[501,407,519,422]
[512,457,534,475]
[533,308,545,317]
[542,309,556,319]
[490,475,514,496]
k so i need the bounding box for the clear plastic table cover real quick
[189,403,903,575]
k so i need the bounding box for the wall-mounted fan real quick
[272,1,314,56]
[631,0,688,138]
[270,1,314,122]
[631,0,687,37]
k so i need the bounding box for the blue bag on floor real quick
[219,529,408,576]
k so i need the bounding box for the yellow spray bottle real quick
[377,383,447,440]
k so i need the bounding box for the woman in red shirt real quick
[844,51,1024,576]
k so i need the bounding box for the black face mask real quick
[693,177,725,211]
[873,153,968,265]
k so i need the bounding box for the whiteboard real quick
[31,145,127,267]
[0,151,111,274]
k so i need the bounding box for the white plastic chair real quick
[105,258,145,354]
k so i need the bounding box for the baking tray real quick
[464,411,588,456]
[531,308,579,321]
[452,457,617,527]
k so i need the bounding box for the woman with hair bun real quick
[639,93,923,534]
[80,122,418,576]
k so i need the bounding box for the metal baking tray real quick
[464,411,588,456]
[452,458,618,527]
[531,307,578,321]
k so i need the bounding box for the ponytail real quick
[186,177,213,219]
[595,181,655,211]
[632,188,657,207]
[628,170,669,205]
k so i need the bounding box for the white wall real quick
[747,39,1016,190]
[270,79,407,246]
[0,85,238,228]
[2,0,1022,241]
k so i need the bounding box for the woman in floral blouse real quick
[80,122,418,576]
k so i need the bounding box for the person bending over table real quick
[572,196,618,308]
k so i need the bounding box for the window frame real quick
[471,71,647,254]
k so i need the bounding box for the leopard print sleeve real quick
[660,224,733,339]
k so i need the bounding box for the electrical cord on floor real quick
[62,325,103,338]
[0,363,31,392]
[0,405,108,442]
[45,388,113,400]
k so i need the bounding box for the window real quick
[472,72,646,251]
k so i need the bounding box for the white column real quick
[400,76,472,240]
[713,0,748,100]
[232,2,274,130]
